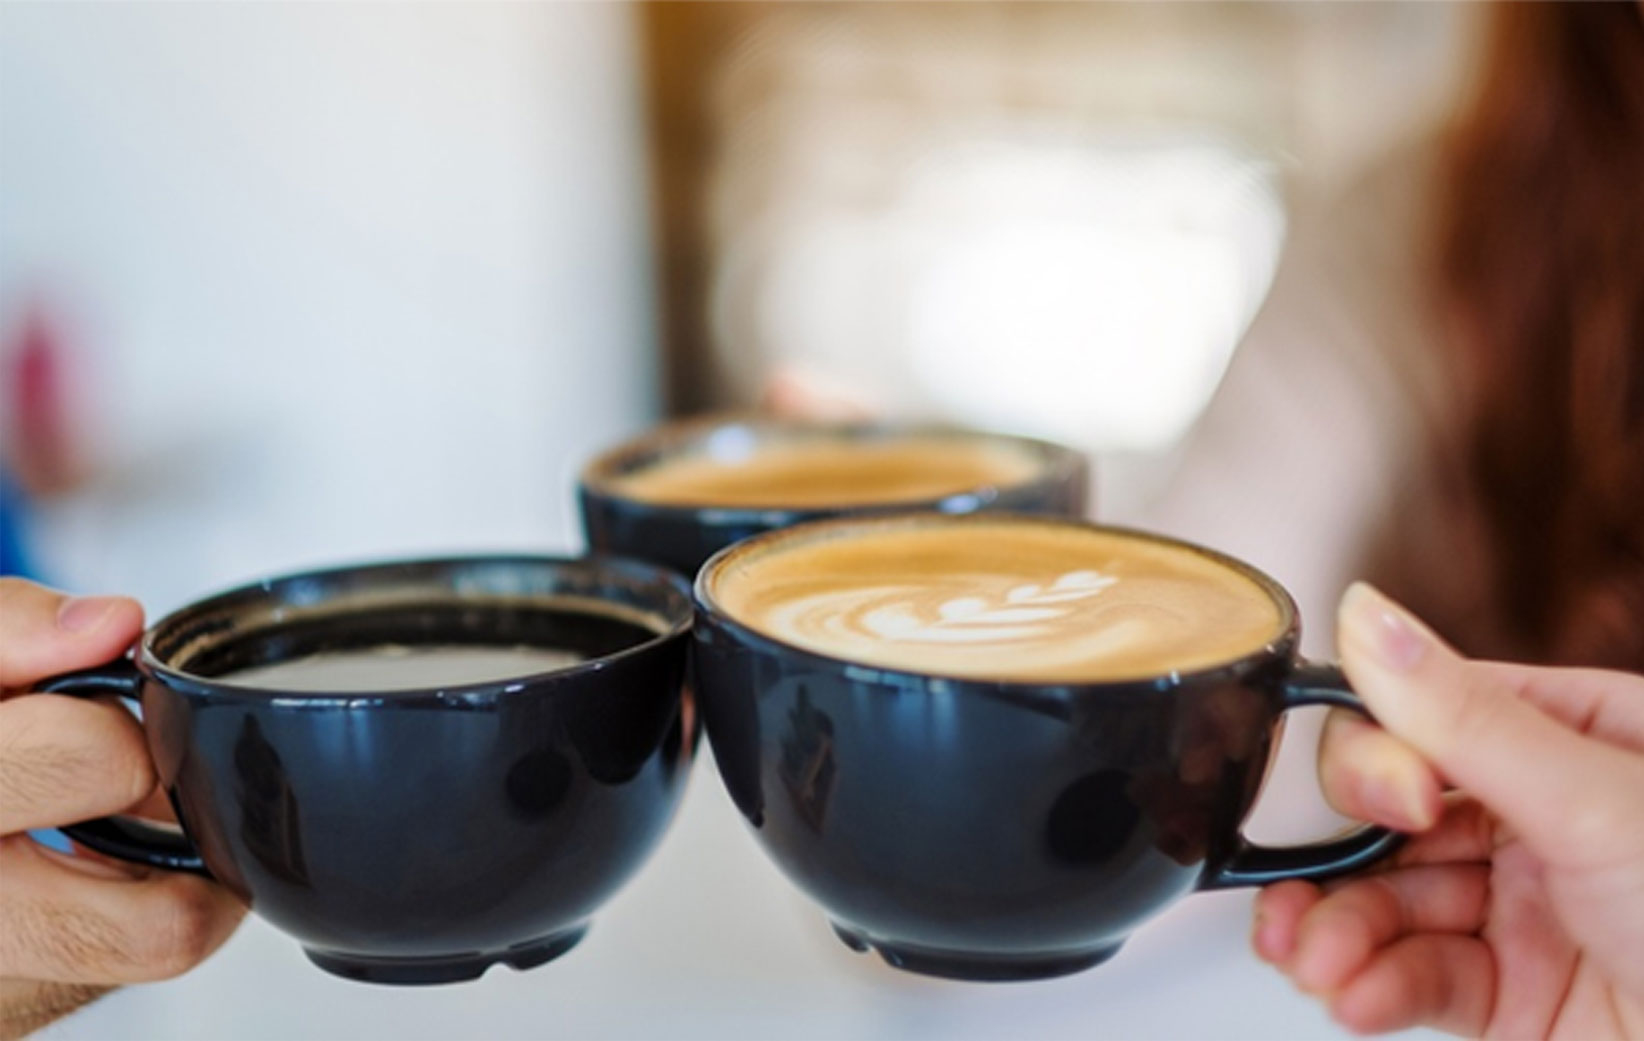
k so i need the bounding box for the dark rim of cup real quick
[694,512,1302,695]
[576,415,1088,520]
[137,554,694,702]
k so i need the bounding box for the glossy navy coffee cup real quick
[691,514,1403,982]
[578,416,1089,579]
[40,555,696,984]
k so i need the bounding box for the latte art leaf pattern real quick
[861,571,1119,645]
[713,521,1286,682]
[1007,570,1119,603]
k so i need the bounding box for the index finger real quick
[1473,660,1644,752]
[0,579,143,693]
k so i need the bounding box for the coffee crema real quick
[709,520,1286,682]
[609,437,1044,509]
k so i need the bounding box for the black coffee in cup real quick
[42,556,697,985]
[219,646,587,692]
[203,597,668,693]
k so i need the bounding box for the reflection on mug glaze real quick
[1044,770,1140,866]
[778,686,836,833]
[566,688,682,786]
[1127,768,1216,868]
[1132,686,1270,868]
[233,715,310,887]
[506,748,575,818]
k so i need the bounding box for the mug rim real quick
[137,553,694,702]
[576,414,1088,520]
[693,512,1302,692]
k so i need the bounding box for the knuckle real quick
[96,724,158,811]
[0,577,47,626]
[1554,776,1637,853]
[0,701,154,826]
[1358,874,1407,939]
[137,877,225,978]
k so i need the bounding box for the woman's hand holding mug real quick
[1254,583,1644,1038]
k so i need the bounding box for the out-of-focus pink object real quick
[760,364,884,423]
[5,303,86,495]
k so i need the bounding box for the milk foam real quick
[712,521,1285,682]
[611,437,1043,508]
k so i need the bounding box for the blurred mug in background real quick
[578,416,1088,579]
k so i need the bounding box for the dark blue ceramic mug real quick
[41,555,696,984]
[578,416,1089,580]
[691,512,1403,982]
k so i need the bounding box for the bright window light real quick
[901,135,1285,451]
[718,129,1285,453]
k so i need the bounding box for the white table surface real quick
[38,751,1439,1041]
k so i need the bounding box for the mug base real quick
[304,925,589,985]
[830,922,1124,982]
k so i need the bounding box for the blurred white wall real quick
[1,2,657,612]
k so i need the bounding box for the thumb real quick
[0,578,144,691]
[1337,582,1639,862]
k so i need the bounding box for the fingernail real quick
[1342,583,1429,673]
[57,595,120,633]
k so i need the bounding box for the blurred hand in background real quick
[759,364,882,424]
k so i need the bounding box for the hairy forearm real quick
[0,979,110,1041]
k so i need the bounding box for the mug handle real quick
[38,660,211,876]
[1199,662,1404,891]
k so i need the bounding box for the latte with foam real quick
[609,437,1044,509]
[707,518,1286,683]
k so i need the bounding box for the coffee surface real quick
[611,437,1043,508]
[220,645,585,692]
[711,520,1285,682]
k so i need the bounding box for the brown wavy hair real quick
[1383,2,1644,669]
